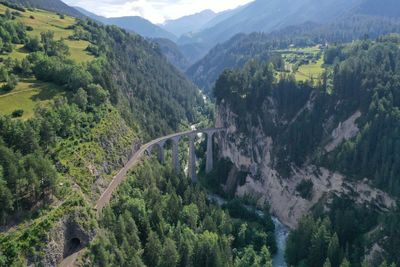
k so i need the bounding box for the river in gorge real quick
[207,194,289,267]
[271,216,289,267]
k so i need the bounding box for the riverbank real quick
[207,194,289,267]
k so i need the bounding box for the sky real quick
[62,0,254,24]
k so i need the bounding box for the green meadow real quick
[0,78,64,119]
[277,45,325,83]
[0,4,94,119]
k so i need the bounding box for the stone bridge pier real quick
[172,136,180,172]
[144,128,225,183]
[188,133,197,182]
[205,129,218,174]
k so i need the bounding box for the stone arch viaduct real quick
[61,128,226,267]
[94,127,226,211]
[144,127,226,183]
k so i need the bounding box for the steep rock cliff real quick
[215,100,394,228]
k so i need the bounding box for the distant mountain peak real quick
[74,6,177,41]
[179,0,400,56]
[163,9,216,25]
[161,9,218,37]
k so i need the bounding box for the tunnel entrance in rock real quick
[68,237,81,253]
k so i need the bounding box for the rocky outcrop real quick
[29,212,96,267]
[55,109,140,203]
[325,110,362,152]
[215,103,395,229]
[38,109,139,266]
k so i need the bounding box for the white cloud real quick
[62,0,254,24]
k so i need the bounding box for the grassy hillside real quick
[277,46,325,83]
[0,3,94,119]
[0,78,63,119]
[7,0,84,18]
[0,4,93,60]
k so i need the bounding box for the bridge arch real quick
[143,128,225,182]
[95,127,225,213]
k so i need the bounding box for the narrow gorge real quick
[214,100,394,229]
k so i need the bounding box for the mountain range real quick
[181,0,386,54]
[160,9,217,37]
[186,0,363,44]
[14,0,400,79]
[178,0,400,63]
[74,6,177,41]
[187,15,400,93]
[15,0,400,73]
[69,0,400,76]
[127,0,400,68]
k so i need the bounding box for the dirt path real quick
[0,88,36,98]
[58,252,78,267]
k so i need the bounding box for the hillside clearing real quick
[276,45,325,83]
[295,57,324,82]
[0,78,64,119]
[0,4,94,63]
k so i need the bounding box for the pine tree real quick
[361,259,370,267]
[327,234,341,267]
[144,231,162,267]
[308,222,331,267]
[0,175,13,225]
[323,259,332,267]
[340,258,350,267]
[161,238,179,267]
[235,246,260,267]
[73,88,88,109]
[129,219,143,251]
[260,246,273,267]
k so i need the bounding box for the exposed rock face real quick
[216,102,395,229]
[325,110,362,152]
[31,213,96,267]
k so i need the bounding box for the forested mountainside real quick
[181,0,360,51]
[188,15,400,94]
[357,0,400,17]
[7,0,84,18]
[212,37,400,266]
[0,3,206,265]
[75,20,202,138]
[178,0,400,70]
[152,38,190,71]
[0,3,278,266]
[185,0,400,52]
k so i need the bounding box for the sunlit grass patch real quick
[64,40,94,63]
[0,4,94,63]
[0,78,64,119]
[295,57,324,82]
